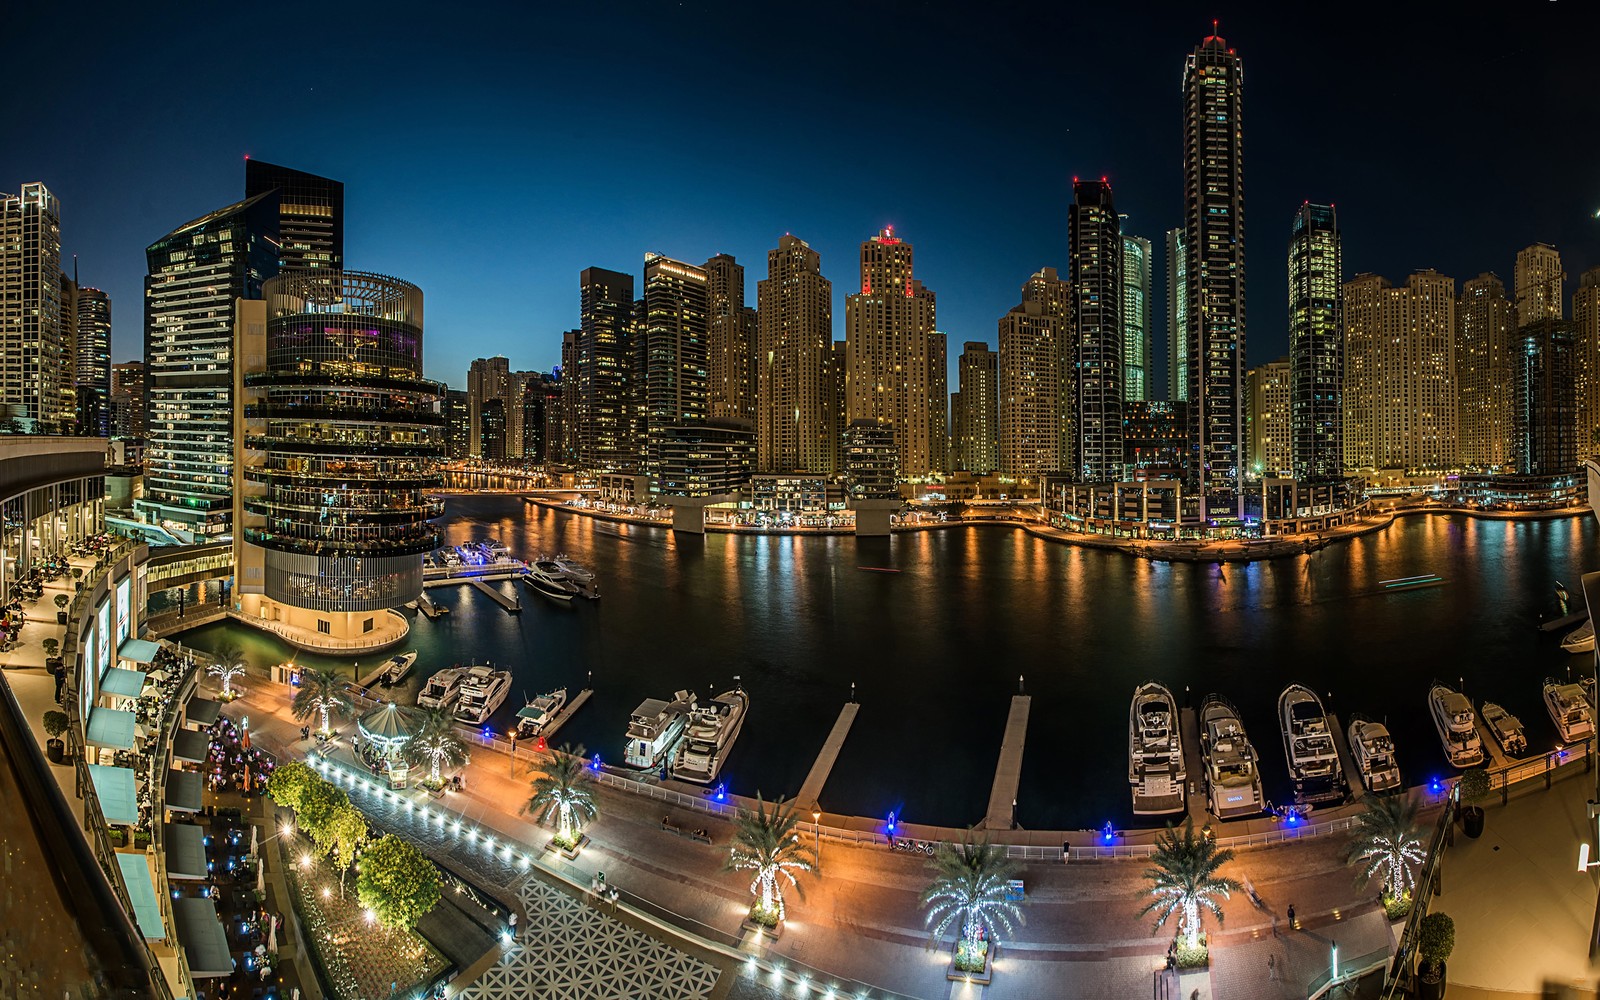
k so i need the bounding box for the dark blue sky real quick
[8,2,1596,394]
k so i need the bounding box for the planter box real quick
[946,941,994,984]
[741,917,783,940]
[542,833,588,860]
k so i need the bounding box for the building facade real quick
[1246,357,1291,478]
[1121,233,1152,402]
[641,253,709,473]
[1287,202,1342,480]
[444,388,471,459]
[1342,270,1458,472]
[705,254,756,423]
[1166,227,1187,402]
[575,267,636,471]
[953,341,998,474]
[1514,243,1563,326]
[1573,268,1600,457]
[1124,400,1188,481]
[73,285,112,436]
[466,355,512,459]
[1070,180,1124,481]
[755,235,835,474]
[243,159,344,272]
[0,182,70,434]
[1513,318,1576,476]
[998,268,1070,478]
[110,360,146,441]
[1456,273,1516,471]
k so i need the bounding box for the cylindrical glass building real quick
[244,271,443,615]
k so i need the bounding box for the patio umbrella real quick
[147,669,170,683]
[141,684,160,699]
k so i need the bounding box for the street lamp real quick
[812,808,822,872]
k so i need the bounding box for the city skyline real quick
[5,4,1595,393]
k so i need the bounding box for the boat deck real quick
[468,578,522,613]
[1327,712,1362,800]
[1472,715,1513,770]
[1179,707,1207,826]
[983,696,1031,830]
[796,702,860,810]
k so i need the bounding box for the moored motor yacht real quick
[417,667,465,709]
[1545,677,1596,744]
[516,688,568,739]
[381,650,419,686]
[1561,620,1595,654]
[1198,694,1264,819]
[1279,684,1345,804]
[1347,714,1401,794]
[671,684,749,784]
[1480,701,1526,756]
[1128,681,1186,815]
[523,562,580,602]
[454,664,513,725]
[548,554,600,599]
[624,690,697,770]
[1428,683,1484,767]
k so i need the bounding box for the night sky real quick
[7,2,1596,394]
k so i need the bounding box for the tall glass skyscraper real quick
[1069,178,1124,481]
[1287,202,1342,480]
[243,159,344,272]
[138,192,279,539]
[74,286,112,436]
[1166,227,1187,402]
[0,183,69,433]
[1121,233,1152,402]
[575,267,636,471]
[641,253,710,473]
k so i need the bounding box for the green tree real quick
[321,804,369,898]
[356,835,440,931]
[723,794,815,922]
[296,776,349,846]
[920,832,1024,960]
[267,760,317,814]
[522,744,597,847]
[1342,793,1426,901]
[291,667,349,735]
[42,710,68,740]
[1138,818,1241,950]
[403,721,469,787]
[1418,911,1455,981]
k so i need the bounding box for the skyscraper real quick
[998,268,1070,478]
[1166,227,1187,402]
[74,285,112,436]
[466,356,512,458]
[1069,179,1124,481]
[444,388,471,459]
[1456,273,1515,471]
[1246,357,1291,478]
[243,159,344,271]
[1572,268,1600,456]
[705,254,756,423]
[845,228,941,478]
[1342,270,1458,472]
[1512,318,1576,476]
[575,267,636,470]
[110,360,146,440]
[1287,203,1343,480]
[1121,232,1152,402]
[1183,29,1247,516]
[1514,243,1563,326]
[755,235,835,474]
[641,253,710,472]
[138,191,279,539]
[0,182,69,433]
[952,342,998,474]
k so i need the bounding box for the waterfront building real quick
[110,360,146,441]
[832,339,847,473]
[73,285,112,436]
[1070,179,1124,481]
[138,191,279,540]
[466,355,512,458]
[654,421,754,498]
[444,388,471,459]
[521,371,563,464]
[1513,318,1577,476]
[480,397,506,460]
[998,268,1070,479]
[641,253,710,473]
[1246,357,1291,478]
[1183,29,1248,517]
[0,182,70,434]
[1122,232,1153,402]
[560,329,579,463]
[1287,202,1342,481]
[1342,270,1458,472]
[755,235,836,474]
[243,158,343,272]
[1514,242,1563,326]
[845,228,941,478]
[233,270,443,650]
[748,474,841,517]
[1123,400,1188,481]
[953,341,998,474]
[1167,227,1187,402]
[1573,268,1600,455]
[1457,273,1516,471]
[842,419,898,499]
[705,254,756,423]
[575,267,637,471]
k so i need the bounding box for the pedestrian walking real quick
[508,912,518,940]
[1287,903,1297,929]
[1268,954,1277,980]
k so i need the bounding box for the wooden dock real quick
[416,591,447,618]
[469,578,521,613]
[540,688,593,742]
[355,660,391,690]
[1179,707,1208,826]
[1327,712,1363,800]
[982,696,1031,830]
[1473,714,1511,770]
[795,702,860,810]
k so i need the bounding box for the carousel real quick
[355,702,421,786]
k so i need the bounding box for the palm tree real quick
[1138,818,1241,950]
[920,833,1024,958]
[723,795,815,922]
[1342,793,1426,901]
[522,743,598,847]
[208,643,247,698]
[291,667,349,736]
[403,714,468,786]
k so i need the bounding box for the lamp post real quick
[812,808,822,872]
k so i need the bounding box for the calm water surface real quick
[179,497,1597,830]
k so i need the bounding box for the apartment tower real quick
[1342,271,1458,472]
[755,235,835,473]
[1069,179,1124,481]
[1456,273,1515,471]
[1287,202,1342,480]
[705,254,757,423]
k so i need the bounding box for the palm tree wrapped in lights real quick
[522,743,598,849]
[290,667,349,737]
[1342,793,1426,904]
[403,708,468,787]
[1138,818,1241,952]
[208,644,247,700]
[723,795,815,924]
[920,833,1024,969]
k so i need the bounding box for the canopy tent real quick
[165,769,203,813]
[184,697,221,728]
[99,667,148,699]
[164,822,208,880]
[87,764,139,825]
[115,853,165,941]
[172,897,233,978]
[357,702,424,751]
[85,708,136,750]
[117,638,162,664]
[171,728,210,764]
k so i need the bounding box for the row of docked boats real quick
[623,683,748,784]
[1428,677,1595,767]
[417,662,514,725]
[522,554,600,602]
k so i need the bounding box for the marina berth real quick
[1279,684,1345,805]
[1544,678,1596,744]
[454,664,513,725]
[381,650,419,686]
[1480,701,1526,756]
[1428,683,1484,767]
[671,685,749,784]
[523,560,581,602]
[1128,681,1186,815]
[1347,714,1402,794]
[1198,694,1264,819]
[417,667,465,709]
[516,688,568,739]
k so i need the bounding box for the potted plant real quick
[42,710,67,763]
[53,593,69,624]
[1457,768,1490,839]
[1416,911,1454,1000]
[41,638,59,667]
[133,829,152,849]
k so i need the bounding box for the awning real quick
[172,896,233,978]
[100,667,148,699]
[172,729,210,764]
[165,769,203,813]
[115,853,165,941]
[165,822,208,879]
[185,698,221,728]
[85,708,137,750]
[87,764,139,825]
[118,638,162,664]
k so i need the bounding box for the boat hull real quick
[1130,682,1186,815]
[1280,685,1346,805]
[672,691,748,784]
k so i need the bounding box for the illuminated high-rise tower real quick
[952,341,998,474]
[74,285,112,436]
[0,183,69,433]
[756,235,835,473]
[243,159,344,272]
[1069,179,1123,481]
[705,254,756,423]
[998,268,1071,478]
[1573,268,1600,456]
[1166,227,1187,402]
[575,267,636,471]
[1342,270,1457,472]
[1121,233,1152,403]
[1456,273,1515,471]
[641,253,710,472]
[1514,243,1563,326]
[1183,27,1247,516]
[1287,202,1342,480]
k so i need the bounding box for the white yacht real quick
[624,690,696,770]
[1545,677,1596,744]
[481,538,512,561]
[1198,694,1264,819]
[1481,702,1526,756]
[1562,620,1595,654]
[1128,682,1186,816]
[381,650,419,686]
[515,688,568,739]
[1347,714,1402,794]
[671,685,748,784]
[523,561,580,602]
[454,664,513,725]
[417,667,465,709]
[548,554,600,599]
[1279,684,1345,804]
[1428,683,1484,767]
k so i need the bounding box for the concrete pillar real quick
[671,504,706,534]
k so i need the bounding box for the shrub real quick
[42,710,68,739]
[1457,768,1491,807]
[1417,911,1455,977]
[1175,936,1210,968]
[1382,892,1412,921]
